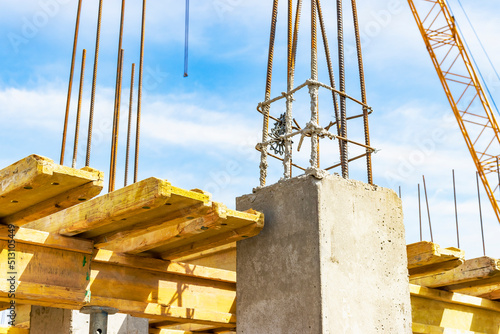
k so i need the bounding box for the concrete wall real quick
[236,173,412,334]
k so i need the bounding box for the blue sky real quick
[1,0,499,260]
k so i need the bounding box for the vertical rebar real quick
[259,0,280,187]
[422,175,434,242]
[337,0,348,178]
[452,169,460,248]
[135,0,147,183]
[418,183,422,242]
[398,186,401,198]
[109,0,127,191]
[351,0,372,184]
[476,172,486,256]
[109,49,124,193]
[86,0,104,167]
[284,0,294,178]
[125,63,135,187]
[72,49,86,169]
[316,0,342,166]
[61,0,83,166]
[309,0,319,169]
[184,0,189,77]
[291,0,302,71]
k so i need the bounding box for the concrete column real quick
[29,306,148,334]
[236,173,412,334]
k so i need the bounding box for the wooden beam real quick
[451,284,500,300]
[410,284,500,333]
[406,241,464,278]
[92,249,236,283]
[0,155,103,226]
[149,330,212,334]
[0,231,237,326]
[410,256,500,289]
[0,225,93,254]
[151,322,219,332]
[412,323,486,334]
[90,296,235,327]
[0,327,29,334]
[24,177,263,259]
[176,243,236,271]
[12,304,31,329]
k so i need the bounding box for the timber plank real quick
[410,257,500,289]
[0,327,29,334]
[410,284,500,333]
[407,241,465,278]
[0,225,93,254]
[88,262,236,314]
[451,284,500,300]
[24,178,211,238]
[412,323,486,334]
[92,249,236,283]
[0,155,103,225]
[89,296,236,328]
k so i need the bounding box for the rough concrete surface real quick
[236,173,412,334]
[29,306,148,334]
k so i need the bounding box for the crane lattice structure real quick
[408,0,500,223]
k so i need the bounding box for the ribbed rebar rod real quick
[109,0,127,191]
[125,63,135,187]
[422,175,434,242]
[86,0,104,167]
[109,49,124,193]
[452,169,460,248]
[351,0,372,184]
[337,0,348,178]
[259,0,279,187]
[476,172,486,256]
[61,0,83,166]
[72,49,86,169]
[309,0,319,168]
[283,0,294,178]
[291,0,302,70]
[135,0,147,183]
[316,0,341,163]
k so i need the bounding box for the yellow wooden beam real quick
[407,241,465,278]
[410,256,500,289]
[412,323,486,334]
[0,227,237,327]
[176,243,236,271]
[410,284,500,333]
[24,177,263,259]
[0,327,29,334]
[0,154,103,226]
[451,284,500,301]
[0,225,93,254]
[150,322,218,332]
[92,249,236,283]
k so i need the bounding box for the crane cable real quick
[184,0,189,77]
[444,0,500,115]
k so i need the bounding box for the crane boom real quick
[408,0,500,224]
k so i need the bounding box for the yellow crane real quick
[408,0,500,224]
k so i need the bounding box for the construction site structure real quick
[0,155,499,333]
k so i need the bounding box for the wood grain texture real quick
[0,155,103,226]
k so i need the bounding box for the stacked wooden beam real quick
[0,155,264,332]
